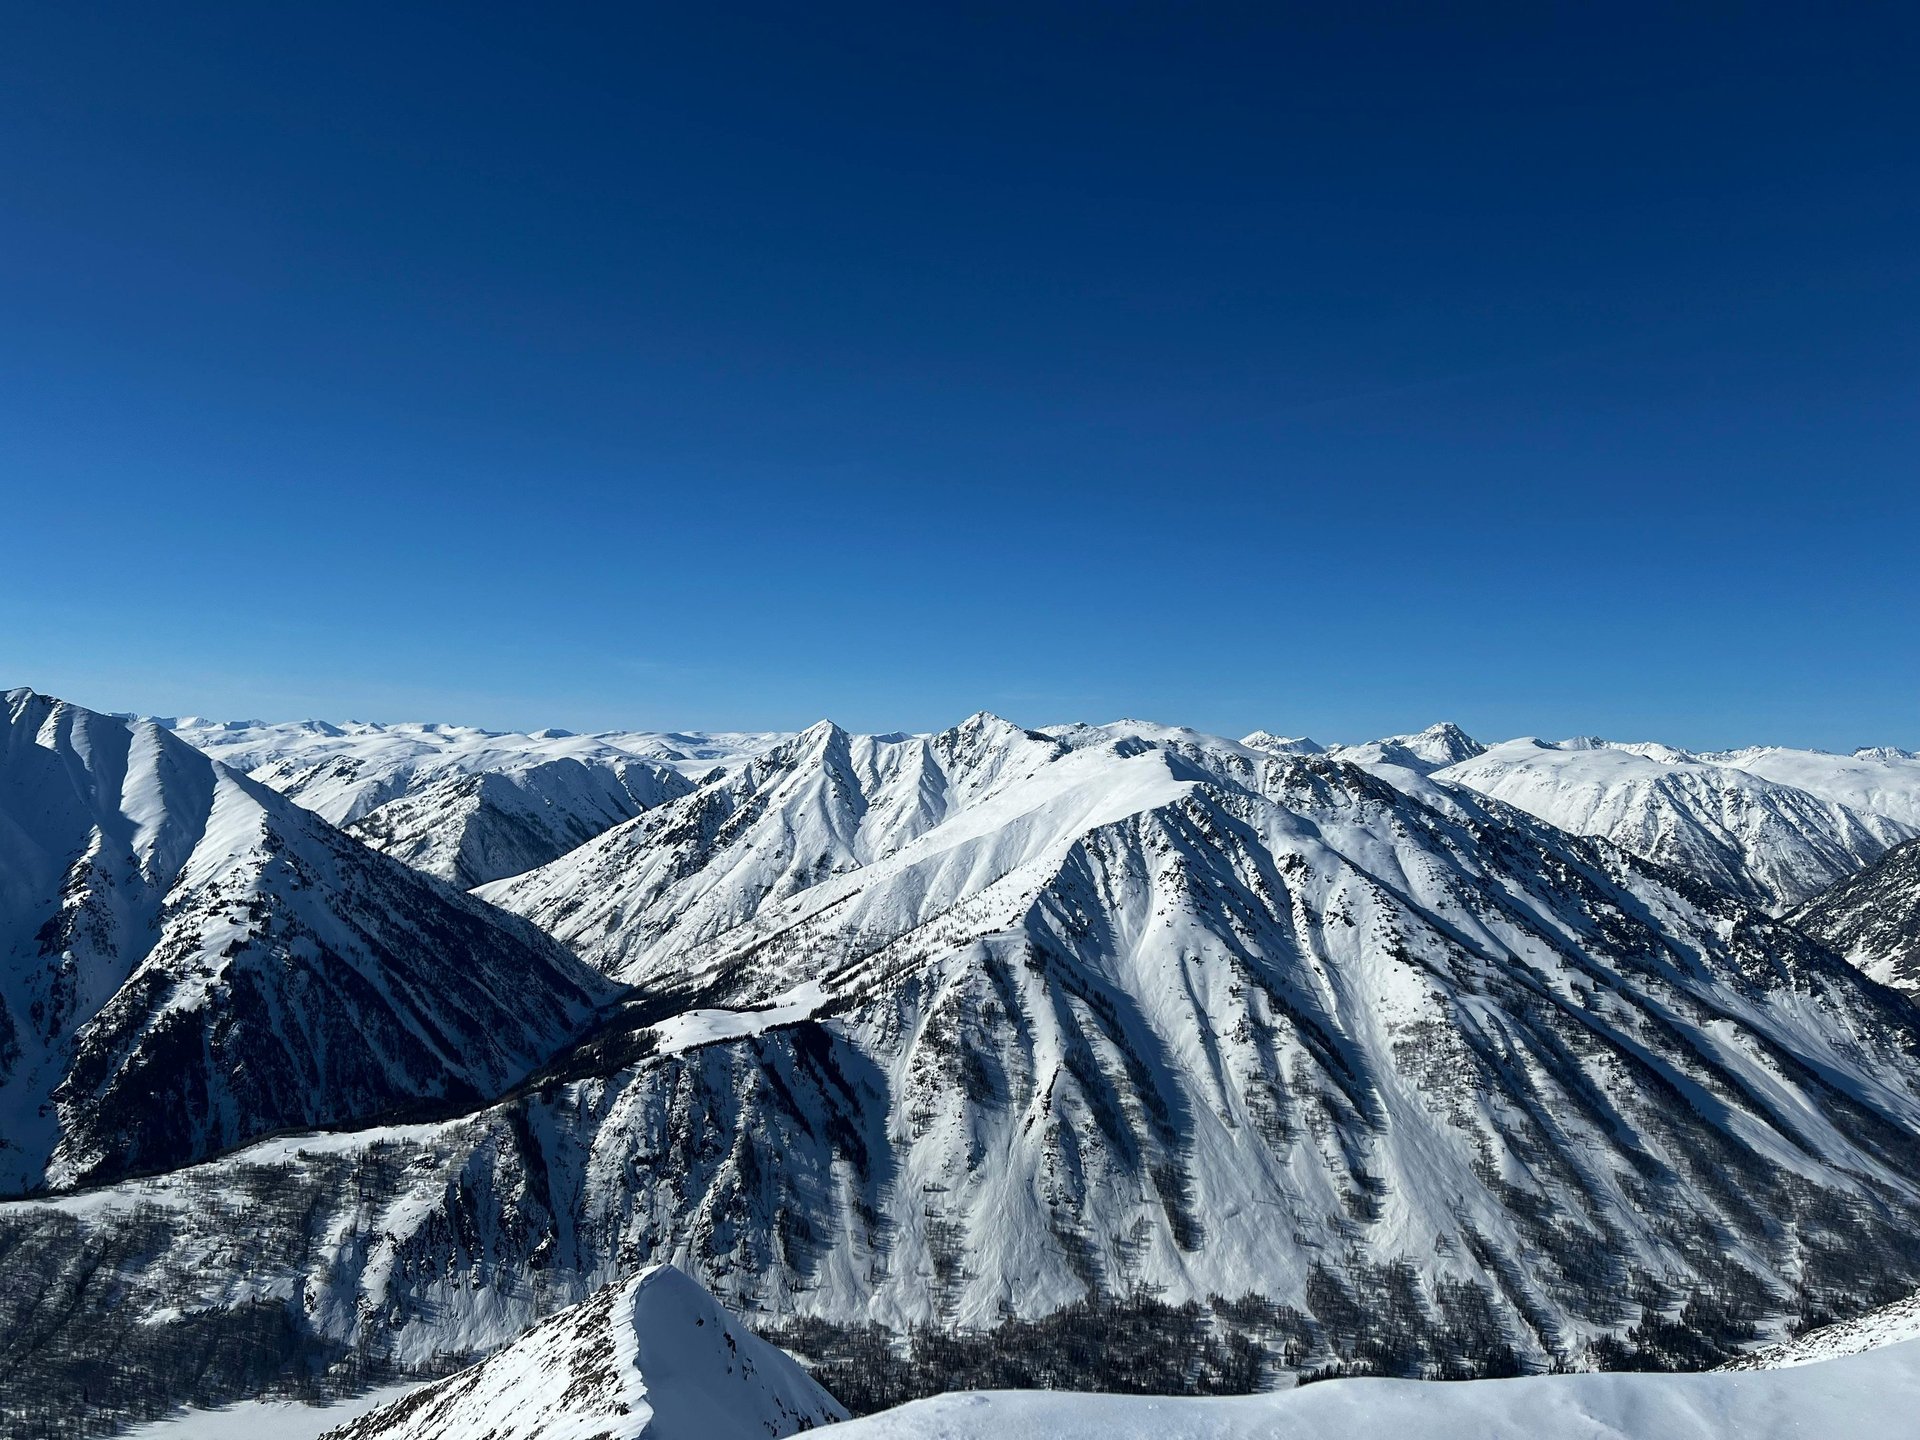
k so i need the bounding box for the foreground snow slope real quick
[1436,737,1916,910]
[0,689,614,1194]
[322,1264,846,1440]
[818,1338,1920,1440]
[1790,837,1920,998]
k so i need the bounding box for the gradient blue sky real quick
[3,4,1915,748]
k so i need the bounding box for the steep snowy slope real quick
[322,1265,845,1440]
[164,716,764,826]
[1328,722,1484,774]
[0,689,614,1194]
[1436,737,1915,910]
[1789,838,1920,997]
[816,1339,1920,1440]
[345,758,693,888]
[1707,745,1920,830]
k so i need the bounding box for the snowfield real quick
[817,1339,1920,1440]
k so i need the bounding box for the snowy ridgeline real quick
[172,710,1920,920]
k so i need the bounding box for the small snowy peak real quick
[1721,1289,1920,1370]
[1240,729,1325,755]
[345,757,694,888]
[322,1264,846,1440]
[1330,722,1484,774]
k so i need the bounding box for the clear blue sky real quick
[2,4,1915,748]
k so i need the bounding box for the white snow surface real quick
[817,1338,1920,1440]
[321,1264,846,1440]
[122,1384,424,1440]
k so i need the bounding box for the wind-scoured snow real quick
[816,1338,1920,1440]
[0,689,615,1194]
[321,1264,846,1440]
[1435,736,1917,911]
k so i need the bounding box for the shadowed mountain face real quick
[12,714,1920,1437]
[0,689,615,1195]
[1791,837,1920,999]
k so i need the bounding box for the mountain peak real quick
[322,1264,846,1440]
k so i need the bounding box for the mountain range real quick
[5,690,1920,1437]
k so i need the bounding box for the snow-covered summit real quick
[321,1264,846,1440]
[1328,722,1485,774]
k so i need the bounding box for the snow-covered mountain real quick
[12,702,1920,1434]
[1706,745,1920,830]
[1434,737,1917,911]
[321,1264,846,1440]
[161,714,771,827]
[0,689,614,1194]
[344,758,694,888]
[1790,837,1920,998]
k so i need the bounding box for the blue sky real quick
[2,4,1915,748]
